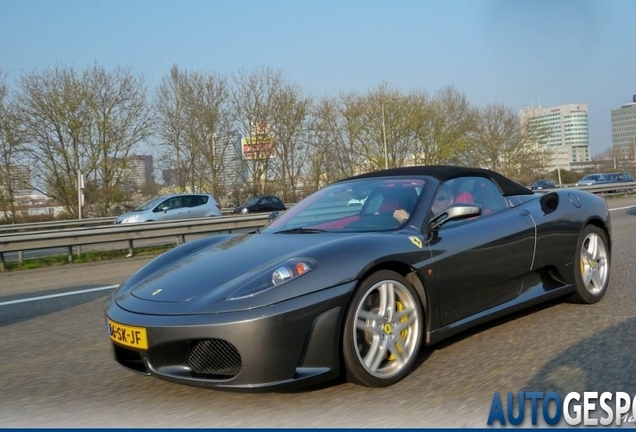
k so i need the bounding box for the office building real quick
[611,96,636,160]
[121,154,154,190]
[520,104,591,171]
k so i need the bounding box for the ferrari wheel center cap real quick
[383,323,393,334]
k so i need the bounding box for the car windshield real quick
[264,177,427,233]
[582,175,601,181]
[135,197,166,211]
[245,197,261,206]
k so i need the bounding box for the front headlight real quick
[227,257,317,300]
[241,207,248,214]
[122,215,140,223]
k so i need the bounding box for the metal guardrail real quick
[0,208,239,234]
[0,213,270,271]
[0,216,117,234]
[0,183,633,271]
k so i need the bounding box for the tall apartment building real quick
[520,104,591,171]
[610,96,636,160]
[121,154,154,190]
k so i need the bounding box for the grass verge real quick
[3,244,176,272]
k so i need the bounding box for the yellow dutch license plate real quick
[107,319,148,350]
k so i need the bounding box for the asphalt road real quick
[1,197,635,427]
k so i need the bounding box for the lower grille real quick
[113,344,149,374]
[187,339,242,378]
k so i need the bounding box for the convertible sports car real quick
[105,166,611,391]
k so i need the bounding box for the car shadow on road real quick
[521,316,636,395]
[419,295,568,352]
[0,285,112,328]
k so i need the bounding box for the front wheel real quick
[342,270,423,387]
[569,225,610,304]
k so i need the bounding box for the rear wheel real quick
[342,270,423,387]
[569,225,610,304]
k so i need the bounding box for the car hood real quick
[113,231,388,314]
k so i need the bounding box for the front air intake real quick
[187,339,242,378]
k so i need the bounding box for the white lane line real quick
[609,205,635,211]
[0,284,118,307]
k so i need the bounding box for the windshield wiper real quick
[274,227,326,234]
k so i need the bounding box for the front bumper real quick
[104,281,356,391]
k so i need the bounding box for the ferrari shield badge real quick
[409,236,422,249]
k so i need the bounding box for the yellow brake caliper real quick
[388,301,409,361]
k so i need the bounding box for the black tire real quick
[569,225,610,304]
[342,270,423,387]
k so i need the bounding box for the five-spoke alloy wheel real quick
[570,225,610,304]
[343,270,423,387]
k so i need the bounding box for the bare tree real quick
[230,66,285,196]
[155,65,192,192]
[466,103,551,183]
[0,69,28,222]
[16,66,92,216]
[268,81,312,202]
[408,86,473,166]
[155,65,235,197]
[84,64,154,215]
[308,85,412,188]
[14,65,152,217]
[361,83,413,170]
[592,146,633,172]
[309,93,366,187]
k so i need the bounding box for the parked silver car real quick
[114,193,222,224]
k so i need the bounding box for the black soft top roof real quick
[343,165,533,196]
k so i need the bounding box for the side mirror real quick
[161,205,169,213]
[429,204,482,230]
[268,211,280,222]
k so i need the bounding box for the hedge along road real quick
[0,197,634,427]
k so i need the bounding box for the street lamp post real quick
[381,99,389,170]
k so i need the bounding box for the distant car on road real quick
[575,173,603,187]
[530,179,556,190]
[593,172,635,193]
[594,172,634,184]
[233,195,286,214]
[114,193,222,224]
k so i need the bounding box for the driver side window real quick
[440,176,508,216]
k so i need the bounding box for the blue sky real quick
[1,0,635,156]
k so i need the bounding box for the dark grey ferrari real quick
[105,166,611,391]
